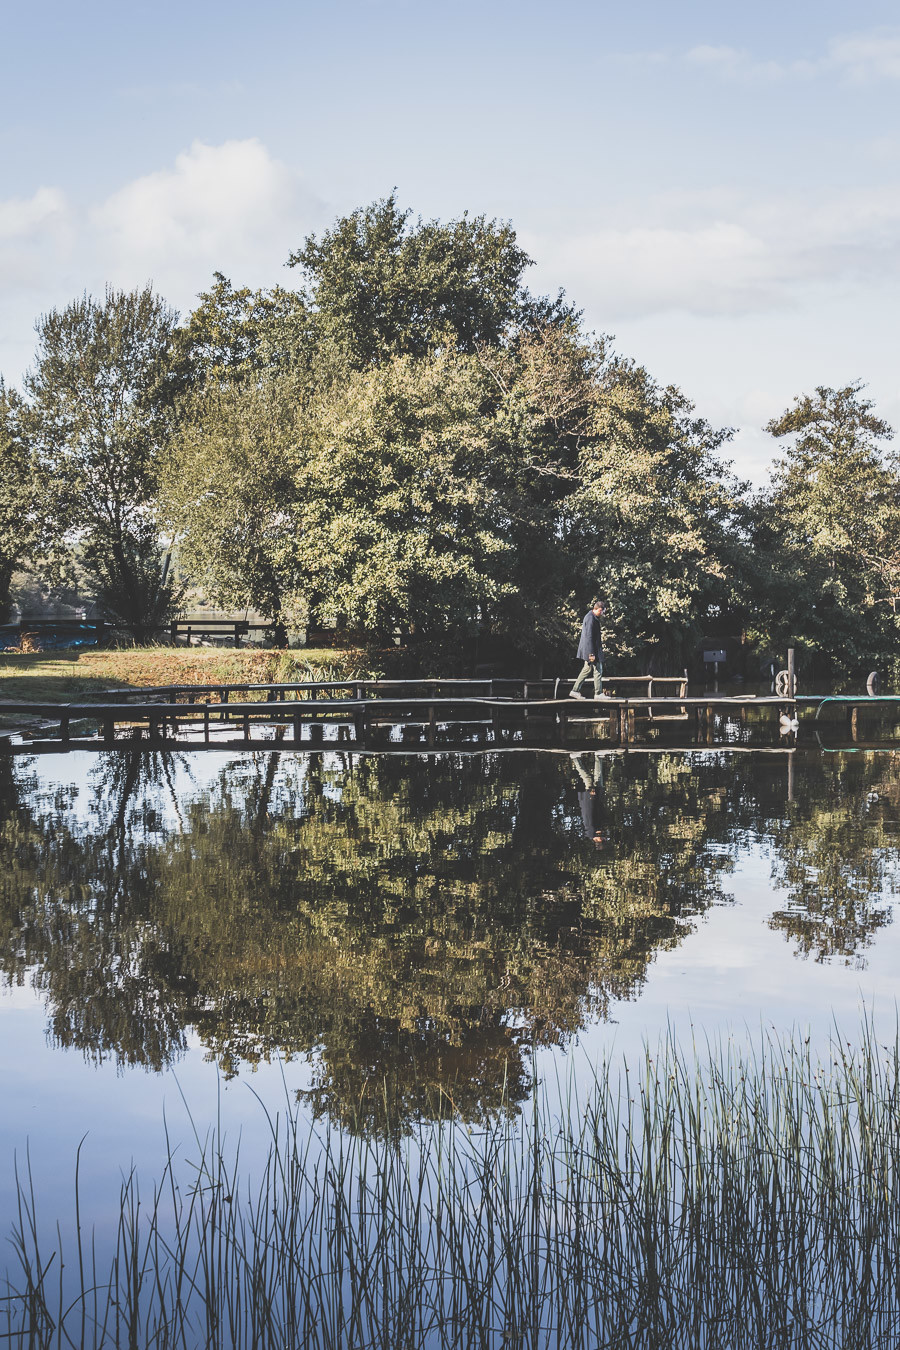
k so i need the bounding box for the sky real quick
[2,0,899,480]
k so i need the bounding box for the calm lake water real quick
[2,742,900,1256]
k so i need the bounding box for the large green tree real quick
[287,192,545,369]
[165,351,525,644]
[571,363,749,670]
[753,383,900,669]
[170,271,311,393]
[21,286,182,640]
[0,384,41,623]
[287,352,520,639]
[160,198,761,667]
[163,327,607,653]
[162,373,306,627]
[164,279,752,667]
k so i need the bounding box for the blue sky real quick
[2,0,899,478]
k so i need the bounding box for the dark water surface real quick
[2,744,900,1236]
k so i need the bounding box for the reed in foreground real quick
[3,1025,900,1349]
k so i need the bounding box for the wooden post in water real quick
[203,705,210,744]
[60,714,69,746]
[787,647,795,698]
[353,704,367,745]
[103,717,114,746]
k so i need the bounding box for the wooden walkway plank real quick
[2,684,899,753]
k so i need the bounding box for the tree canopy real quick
[0,384,42,623]
[571,363,748,667]
[751,383,900,667]
[19,286,182,638]
[287,192,541,368]
[3,199,898,674]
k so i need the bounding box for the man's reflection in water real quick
[570,751,607,849]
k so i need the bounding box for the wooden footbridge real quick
[1,675,898,754]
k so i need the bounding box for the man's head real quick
[591,597,606,616]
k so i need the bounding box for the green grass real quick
[4,1023,900,1348]
[0,646,374,707]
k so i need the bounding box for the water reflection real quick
[570,751,607,847]
[1,748,899,1131]
[768,755,900,963]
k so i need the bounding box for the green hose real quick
[814,733,895,754]
[813,695,900,722]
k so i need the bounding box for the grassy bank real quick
[4,1025,899,1349]
[0,646,373,705]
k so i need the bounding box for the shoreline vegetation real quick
[3,1023,899,1349]
[0,647,369,709]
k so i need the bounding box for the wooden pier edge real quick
[1,681,898,753]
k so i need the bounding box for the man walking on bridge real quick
[569,597,607,699]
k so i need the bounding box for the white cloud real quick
[528,187,900,321]
[685,45,812,83]
[828,30,900,82]
[0,140,325,380]
[543,221,775,317]
[0,186,72,290]
[682,28,900,85]
[0,186,68,241]
[92,138,322,304]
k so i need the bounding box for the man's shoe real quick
[568,690,585,699]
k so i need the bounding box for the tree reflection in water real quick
[1,747,898,1132]
[767,754,900,963]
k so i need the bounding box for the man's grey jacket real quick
[576,610,604,663]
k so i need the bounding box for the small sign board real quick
[703,649,727,664]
